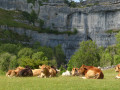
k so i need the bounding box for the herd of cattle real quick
[6,64,120,79]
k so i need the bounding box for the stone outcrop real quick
[0,0,119,60]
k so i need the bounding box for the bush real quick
[18,57,48,69]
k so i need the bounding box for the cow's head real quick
[115,64,120,72]
[78,65,87,75]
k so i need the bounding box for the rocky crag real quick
[0,0,119,60]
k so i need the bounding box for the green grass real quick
[0,69,120,90]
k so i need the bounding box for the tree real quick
[18,48,33,58]
[67,40,100,69]
[54,45,66,67]
[0,53,17,71]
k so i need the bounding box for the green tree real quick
[0,53,17,71]
[68,40,100,69]
[100,52,112,67]
[37,46,54,60]
[0,43,21,54]
[18,48,33,58]
[32,52,48,61]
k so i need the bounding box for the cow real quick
[49,67,57,77]
[39,65,50,78]
[6,66,24,77]
[39,65,57,78]
[78,65,104,79]
[115,64,120,79]
[18,66,33,77]
[6,70,13,77]
[32,69,41,76]
[71,68,80,76]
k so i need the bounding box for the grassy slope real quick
[0,8,40,31]
[0,69,120,90]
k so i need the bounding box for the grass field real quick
[0,69,120,90]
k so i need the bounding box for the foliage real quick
[59,65,66,75]
[18,48,33,58]
[22,10,38,25]
[18,56,48,68]
[54,45,66,67]
[0,43,21,54]
[0,29,30,42]
[68,40,100,69]
[0,53,17,71]
[37,46,54,60]
[64,0,77,8]
[113,55,120,65]
[100,52,112,67]
[32,52,48,61]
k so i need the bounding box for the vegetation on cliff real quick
[0,8,78,35]
[67,32,120,70]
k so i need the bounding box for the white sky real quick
[73,0,79,2]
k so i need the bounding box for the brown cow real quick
[72,68,80,76]
[6,66,24,77]
[39,65,57,78]
[6,70,13,77]
[78,65,104,79]
[115,64,120,79]
[39,65,50,78]
[32,69,41,76]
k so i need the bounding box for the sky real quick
[73,0,79,2]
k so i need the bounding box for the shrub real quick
[18,57,48,69]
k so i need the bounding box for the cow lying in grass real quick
[6,66,24,77]
[115,64,120,79]
[18,66,33,77]
[39,65,57,78]
[78,65,104,79]
[71,68,79,76]
[32,69,41,76]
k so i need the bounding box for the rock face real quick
[0,0,119,60]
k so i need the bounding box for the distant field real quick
[0,69,120,90]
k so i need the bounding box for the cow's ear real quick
[84,67,87,70]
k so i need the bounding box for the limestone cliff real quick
[0,0,119,60]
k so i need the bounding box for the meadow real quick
[0,69,119,90]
